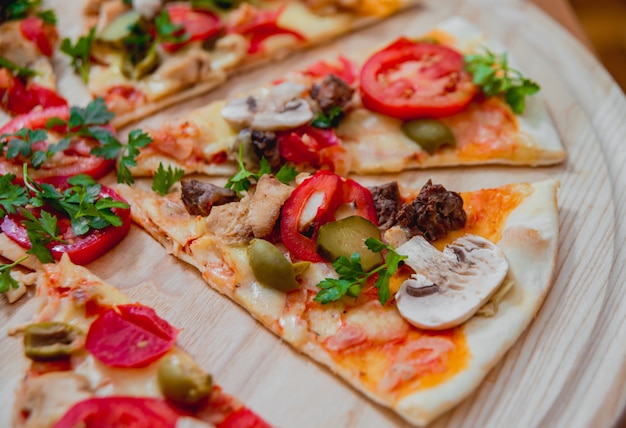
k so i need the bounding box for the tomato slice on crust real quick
[19,16,58,57]
[85,304,178,368]
[53,396,180,428]
[0,178,131,265]
[359,38,477,119]
[0,106,114,181]
[161,4,221,53]
[217,408,272,428]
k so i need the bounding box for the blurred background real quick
[570,0,626,90]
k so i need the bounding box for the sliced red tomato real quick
[85,304,178,368]
[280,171,378,262]
[359,38,477,119]
[26,83,68,109]
[19,16,58,57]
[0,106,114,181]
[161,4,222,53]
[302,56,358,85]
[217,408,271,428]
[277,125,344,172]
[228,7,305,54]
[0,179,131,265]
[53,397,181,428]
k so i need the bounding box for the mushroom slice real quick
[221,81,313,131]
[395,234,509,330]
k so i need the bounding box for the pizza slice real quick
[64,0,419,128]
[130,16,565,178]
[0,1,67,122]
[8,254,270,428]
[114,172,560,426]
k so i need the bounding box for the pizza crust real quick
[116,179,560,426]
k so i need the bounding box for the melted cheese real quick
[278,3,353,42]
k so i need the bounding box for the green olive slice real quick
[401,119,456,154]
[23,322,83,361]
[316,216,382,272]
[247,239,304,292]
[158,353,212,407]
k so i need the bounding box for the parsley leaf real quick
[0,174,28,217]
[0,256,28,294]
[20,208,64,263]
[314,238,407,306]
[36,8,56,24]
[152,162,185,196]
[117,129,153,185]
[60,28,96,83]
[464,48,540,115]
[0,56,38,78]
[0,128,54,169]
[1,0,43,22]
[311,106,344,129]
[154,9,189,44]
[226,144,298,196]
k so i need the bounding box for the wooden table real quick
[2,1,626,427]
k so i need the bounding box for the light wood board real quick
[2,0,626,427]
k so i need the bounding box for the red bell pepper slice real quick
[53,396,181,428]
[302,56,358,85]
[0,178,131,265]
[217,408,272,428]
[280,171,378,262]
[85,304,178,368]
[161,4,222,53]
[228,7,305,54]
[277,125,344,172]
[19,16,57,57]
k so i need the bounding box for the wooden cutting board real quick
[2,0,626,427]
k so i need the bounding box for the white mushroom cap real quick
[221,81,313,131]
[395,234,509,330]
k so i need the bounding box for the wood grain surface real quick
[2,0,626,427]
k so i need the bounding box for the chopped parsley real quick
[311,106,344,129]
[60,28,96,83]
[0,256,29,294]
[314,238,407,306]
[464,47,540,114]
[152,162,185,196]
[0,56,38,78]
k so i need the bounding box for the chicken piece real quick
[4,270,36,304]
[155,46,213,87]
[206,197,253,244]
[247,175,293,238]
[17,372,93,428]
[0,22,41,66]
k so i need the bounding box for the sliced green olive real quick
[23,322,83,361]
[158,353,212,407]
[316,216,382,272]
[247,239,306,292]
[121,45,160,80]
[401,119,456,154]
[98,10,141,42]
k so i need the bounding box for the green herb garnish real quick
[0,56,38,78]
[152,162,185,196]
[0,0,55,23]
[117,129,153,185]
[311,106,344,129]
[0,256,29,293]
[0,174,28,217]
[60,28,96,83]
[464,48,540,115]
[225,143,298,196]
[314,238,407,306]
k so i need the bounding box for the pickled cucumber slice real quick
[98,10,141,42]
[401,119,456,154]
[316,216,382,271]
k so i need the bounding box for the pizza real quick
[64,0,419,128]
[129,17,565,179]
[8,254,270,427]
[0,2,567,426]
[0,1,67,121]
[113,172,560,426]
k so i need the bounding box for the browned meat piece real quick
[309,74,354,114]
[369,182,402,232]
[246,129,282,170]
[181,179,237,216]
[395,180,466,242]
[248,175,293,238]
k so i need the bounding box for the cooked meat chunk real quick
[181,179,237,216]
[155,46,213,86]
[0,21,41,65]
[248,175,293,238]
[369,182,401,231]
[309,74,354,114]
[206,197,253,244]
[248,129,282,170]
[395,180,466,241]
